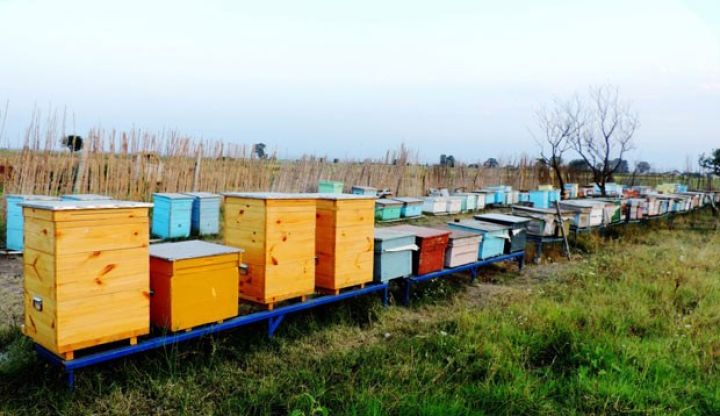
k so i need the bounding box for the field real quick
[1,209,718,415]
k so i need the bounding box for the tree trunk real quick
[553,163,566,199]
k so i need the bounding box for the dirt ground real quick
[0,255,23,328]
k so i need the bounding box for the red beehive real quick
[385,225,450,275]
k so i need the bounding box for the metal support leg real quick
[382,285,389,307]
[267,315,285,338]
[518,254,525,271]
[66,370,75,390]
[534,240,542,265]
[403,279,413,306]
[470,267,478,283]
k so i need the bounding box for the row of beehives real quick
[15,191,540,360]
[15,187,717,360]
[5,192,221,252]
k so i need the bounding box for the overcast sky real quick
[0,0,718,170]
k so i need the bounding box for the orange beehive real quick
[20,200,152,360]
[223,193,316,307]
[149,241,243,331]
[315,194,375,293]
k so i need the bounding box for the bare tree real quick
[534,96,583,198]
[570,85,638,197]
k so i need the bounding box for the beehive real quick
[511,205,572,237]
[474,213,530,254]
[149,241,242,331]
[351,186,377,196]
[224,193,316,305]
[388,225,450,275]
[20,200,152,359]
[316,194,375,292]
[422,196,447,215]
[184,192,222,236]
[392,197,423,218]
[448,220,509,260]
[373,229,416,282]
[375,199,402,221]
[437,227,482,268]
[318,180,344,193]
[152,193,193,239]
[451,193,477,212]
[61,194,112,201]
[5,195,59,251]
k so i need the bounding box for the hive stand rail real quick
[34,282,389,390]
[401,251,525,305]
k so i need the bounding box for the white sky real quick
[0,0,718,169]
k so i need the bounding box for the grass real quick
[1,212,719,414]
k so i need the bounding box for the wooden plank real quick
[54,221,148,255]
[23,219,56,255]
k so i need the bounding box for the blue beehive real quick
[518,192,530,203]
[373,229,416,282]
[61,194,112,201]
[183,192,221,236]
[447,220,510,260]
[548,190,561,203]
[5,195,60,251]
[152,193,193,239]
[529,190,550,209]
[351,186,377,196]
[393,197,423,218]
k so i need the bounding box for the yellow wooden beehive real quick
[315,194,375,293]
[149,241,242,331]
[20,200,153,360]
[223,193,316,307]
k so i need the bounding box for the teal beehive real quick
[375,199,402,221]
[529,190,550,209]
[152,193,193,239]
[5,194,60,251]
[183,192,221,236]
[318,180,344,193]
[351,186,377,196]
[393,197,423,218]
[447,220,509,260]
[373,229,416,282]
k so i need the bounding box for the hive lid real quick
[351,186,377,191]
[222,192,318,200]
[392,197,423,204]
[183,192,221,199]
[62,194,113,200]
[153,193,194,200]
[433,225,481,240]
[375,199,402,206]
[474,213,531,225]
[150,240,243,261]
[449,220,510,232]
[316,193,376,200]
[374,228,415,241]
[18,200,153,210]
[386,224,451,238]
[7,194,60,201]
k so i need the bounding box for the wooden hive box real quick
[436,226,482,268]
[316,194,375,293]
[375,199,402,221]
[149,241,242,331]
[448,220,509,260]
[474,213,530,254]
[20,200,152,359]
[223,192,317,306]
[446,197,463,214]
[61,194,112,201]
[318,180,344,194]
[373,229,416,282]
[5,195,59,251]
[387,225,450,275]
[152,193,194,239]
[351,186,377,196]
[392,197,423,218]
[183,192,222,236]
[422,196,448,215]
